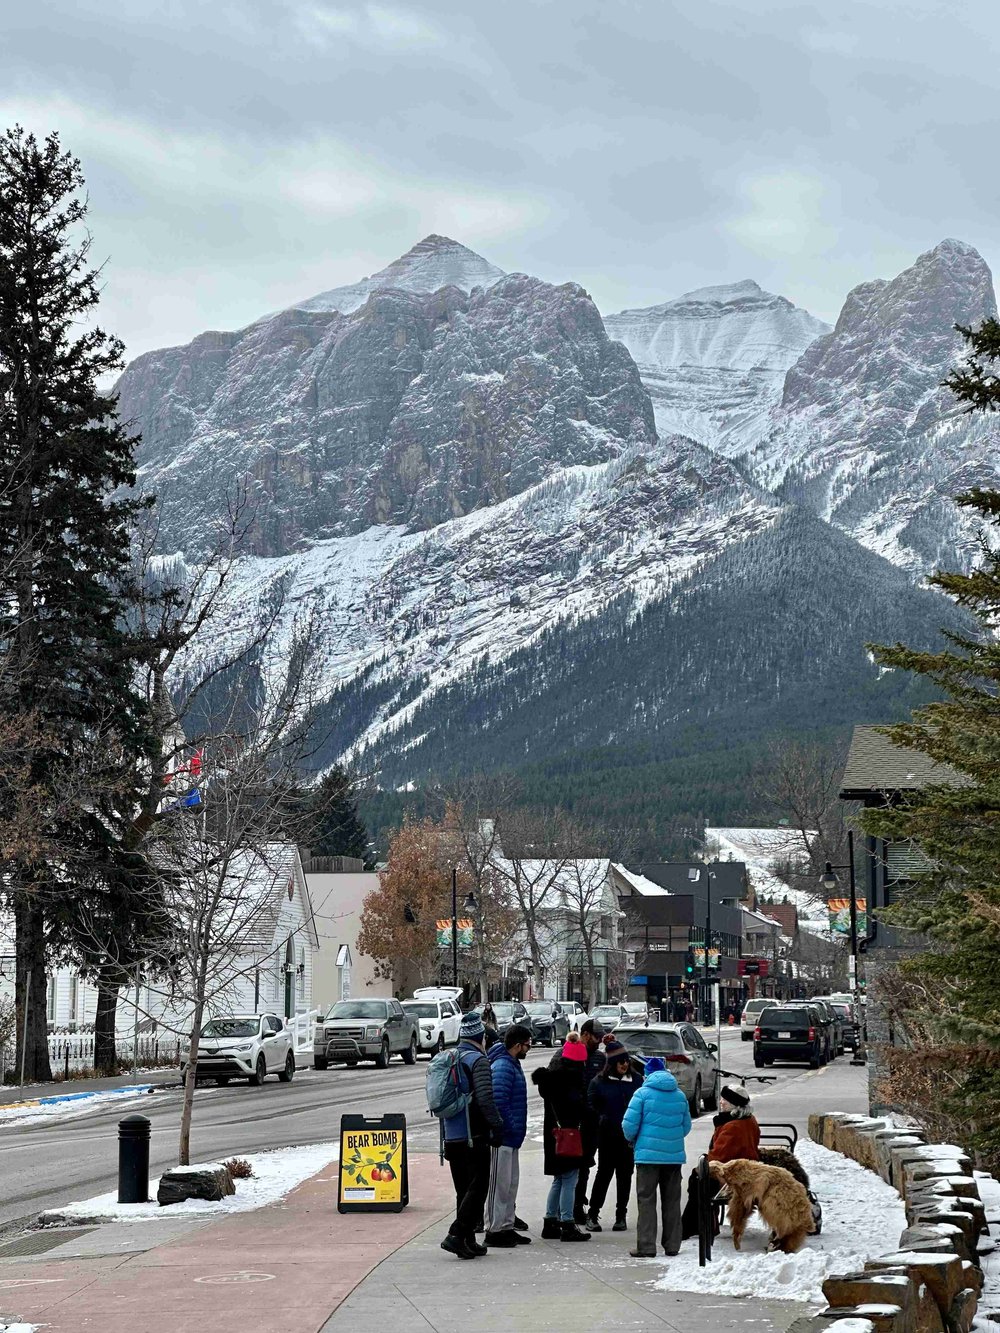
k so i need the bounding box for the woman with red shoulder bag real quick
[531,1033,590,1242]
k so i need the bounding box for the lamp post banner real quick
[827,898,866,935]
[435,919,474,948]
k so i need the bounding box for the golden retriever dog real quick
[709,1159,814,1253]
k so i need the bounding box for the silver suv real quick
[313,998,418,1070]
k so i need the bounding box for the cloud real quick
[722,171,839,259]
[294,3,442,48]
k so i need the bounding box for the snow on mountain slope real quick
[604,281,829,455]
[178,435,781,755]
[745,239,1000,574]
[118,267,655,557]
[292,233,505,313]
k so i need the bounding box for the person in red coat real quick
[707,1085,760,1163]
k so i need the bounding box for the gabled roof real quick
[840,725,966,798]
[611,864,672,897]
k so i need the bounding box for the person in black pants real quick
[440,1011,505,1259]
[585,1040,643,1231]
[572,1017,606,1223]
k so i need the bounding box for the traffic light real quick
[684,947,695,976]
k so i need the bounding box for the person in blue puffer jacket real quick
[621,1056,692,1259]
[484,1023,532,1246]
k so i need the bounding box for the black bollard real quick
[118,1114,151,1204]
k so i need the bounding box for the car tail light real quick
[664,1053,692,1065]
[808,1026,816,1040]
[753,1026,761,1039]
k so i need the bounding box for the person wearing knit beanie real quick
[586,1037,643,1232]
[530,1031,592,1242]
[562,1038,588,1062]
[720,1084,750,1111]
[460,1010,486,1043]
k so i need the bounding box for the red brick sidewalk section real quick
[0,1152,454,1333]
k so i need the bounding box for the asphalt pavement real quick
[0,1026,862,1233]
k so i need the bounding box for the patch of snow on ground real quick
[653,1140,905,1304]
[43,1141,339,1223]
[973,1171,1000,1331]
[0,1084,154,1128]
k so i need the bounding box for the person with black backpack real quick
[436,1011,505,1259]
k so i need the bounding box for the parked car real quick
[620,1001,651,1025]
[588,1003,629,1031]
[189,1013,296,1087]
[615,1022,719,1116]
[401,992,463,1055]
[313,998,418,1069]
[753,1004,825,1069]
[558,1000,589,1027]
[806,998,844,1057]
[739,998,776,1041]
[488,1001,518,1038]
[828,1000,860,1050]
[519,1000,571,1047]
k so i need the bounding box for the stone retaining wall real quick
[784,1112,990,1333]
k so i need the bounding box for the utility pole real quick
[451,865,458,989]
[702,865,715,1026]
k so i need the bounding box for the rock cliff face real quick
[604,280,828,454]
[118,251,655,556]
[744,239,1000,572]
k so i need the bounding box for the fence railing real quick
[1,1010,322,1082]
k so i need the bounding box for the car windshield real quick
[760,1009,811,1028]
[327,1001,388,1019]
[492,1003,515,1018]
[202,1018,259,1038]
[614,1027,683,1054]
[831,1004,853,1017]
[591,1007,622,1019]
[523,1002,555,1016]
[402,1003,438,1018]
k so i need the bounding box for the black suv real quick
[753,1004,825,1069]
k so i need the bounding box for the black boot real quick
[560,1221,591,1242]
[585,1211,602,1232]
[612,1214,627,1232]
[541,1216,561,1239]
[441,1234,476,1259]
[485,1230,518,1248]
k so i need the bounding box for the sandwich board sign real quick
[338,1113,409,1213]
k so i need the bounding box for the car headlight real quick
[365,1026,383,1040]
[422,1026,434,1036]
[234,1043,253,1052]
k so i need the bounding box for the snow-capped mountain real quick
[744,239,1000,573]
[118,233,982,838]
[291,233,504,313]
[604,281,829,454]
[118,263,654,557]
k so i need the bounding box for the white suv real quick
[189,1013,296,1085]
[403,990,463,1055]
[740,998,777,1041]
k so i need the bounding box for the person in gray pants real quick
[621,1057,692,1258]
[485,1024,533,1246]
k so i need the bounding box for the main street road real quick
[0,1027,867,1232]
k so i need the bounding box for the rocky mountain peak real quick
[291,234,505,315]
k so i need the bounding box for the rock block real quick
[866,1253,964,1322]
[817,1306,905,1333]
[908,1172,980,1201]
[960,1262,982,1298]
[914,1285,946,1333]
[945,1287,977,1333]
[157,1165,235,1206]
[809,1113,826,1145]
[875,1133,924,1183]
[823,1272,916,1323]
[898,1226,964,1259]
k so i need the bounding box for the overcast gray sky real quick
[4,0,998,360]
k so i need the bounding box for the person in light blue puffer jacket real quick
[621,1057,691,1259]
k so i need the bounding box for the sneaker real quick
[541,1216,561,1239]
[511,1231,532,1245]
[467,1238,488,1256]
[560,1222,591,1242]
[441,1234,476,1259]
[513,1216,529,1231]
[585,1214,602,1232]
[485,1231,518,1248]
[612,1219,627,1232]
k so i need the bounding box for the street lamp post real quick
[820,829,866,1066]
[702,866,716,1026]
[449,866,478,993]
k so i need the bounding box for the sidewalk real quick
[0,1145,806,1333]
[0,1069,178,1107]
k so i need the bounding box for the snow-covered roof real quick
[611,863,672,897]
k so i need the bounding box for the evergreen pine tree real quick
[860,321,1000,1162]
[309,767,369,863]
[0,127,153,1080]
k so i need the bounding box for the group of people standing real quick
[439,1008,760,1261]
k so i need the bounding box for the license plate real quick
[778,1032,792,1039]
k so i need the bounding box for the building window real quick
[69,974,80,1027]
[47,975,57,1023]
